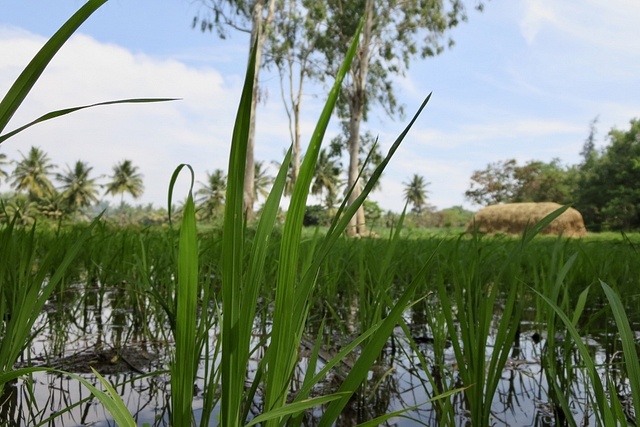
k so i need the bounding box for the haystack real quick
[466,202,587,238]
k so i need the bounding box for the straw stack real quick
[466,202,587,237]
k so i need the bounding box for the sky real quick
[1,0,639,212]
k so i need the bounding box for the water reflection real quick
[0,280,634,427]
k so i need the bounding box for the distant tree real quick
[37,190,66,220]
[403,174,430,215]
[316,0,485,235]
[265,0,324,187]
[254,160,274,202]
[311,148,341,201]
[580,116,599,165]
[11,146,56,201]
[196,169,227,220]
[465,159,575,206]
[363,200,383,228]
[105,159,144,204]
[56,160,100,214]
[0,150,10,182]
[193,0,277,221]
[465,159,518,206]
[576,119,640,231]
[512,159,576,204]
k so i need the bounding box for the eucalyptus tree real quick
[104,159,144,204]
[11,146,56,201]
[196,169,227,220]
[193,0,277,220]
[403,173,430,215]
[265,0,325,187]
[56,160,100,214]
[316,0,484,235]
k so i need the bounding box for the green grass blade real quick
[572,285,591,326]
[219,37,258,427]
[534,289,616,425]
[601,280,640,416]
[171,166,199,427]
[0,98,177,144]
[263,18,364,423]
[245,393,349,427]
[0,0,108,134]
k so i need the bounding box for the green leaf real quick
[0,0,108,135]
[245,393,349,427]
[601,280,640,417]
[0,98,178,144]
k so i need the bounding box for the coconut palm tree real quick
[254,161,274,202]
[56,160,100,214]
[403,174,430,215]
[0,151,10,182]
[271,156,297,197]
[312,149,342,201]
[11,146,56,200]
[196,169,227,220]
[104,159,144,204]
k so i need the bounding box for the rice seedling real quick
[437,206,571,427]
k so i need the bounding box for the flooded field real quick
[2,225,639,426]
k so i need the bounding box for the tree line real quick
[464,118,640,232]
[0,146,144,224]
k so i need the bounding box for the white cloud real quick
[520,0,640,53]
[411,119,583,149]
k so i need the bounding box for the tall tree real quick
[580,116,599,165]
[316,0,484,235]
[11,146,56,200]
[265,0,324,188]
[105,159,144,203]
[194,0,277,220]
[56,160,100,214]
[403,173,430,215]
[196,169,227,220]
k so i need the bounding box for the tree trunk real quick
[346,0,373,236]
[243,0,276,221]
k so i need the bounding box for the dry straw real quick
[467,202,587,237]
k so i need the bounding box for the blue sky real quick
[1,0,639,212]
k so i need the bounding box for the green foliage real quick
[303,204,330,226]
[363,200,383,227]
[196,169,226,221]
[465,158,576,206]
[576,119,640,231]
[56,160,100,214]
[11,146,56,201]
[104,159,145,202]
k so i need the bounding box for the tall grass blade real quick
[0,0,108,134]
[169,165,199,427]
[219,38,258,427]
[0,98,177,144]
[535,290,617,425]
[262,19,364,425]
